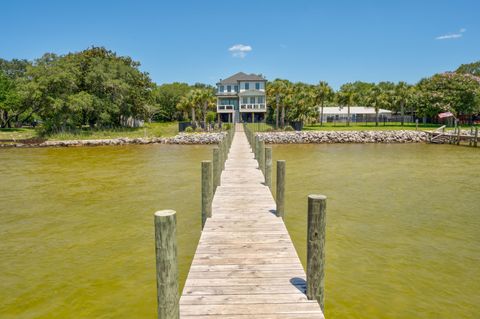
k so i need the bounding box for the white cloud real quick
[435,28,466,40]
[228,44,252,58]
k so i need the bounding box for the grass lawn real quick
[304,122,445,131]
[47,122,179,140]
[0,122,179,142]
[0,128,37,140]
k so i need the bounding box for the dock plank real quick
[179,124,324,318]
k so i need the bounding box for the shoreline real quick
[0,130,429,148]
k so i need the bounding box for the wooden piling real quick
[276,160,286,218]
[265,147,272,188]
[154,210,179,319]
[254,136,259,159]
[213,148,220,192]
[306,194,327,312]
[259,140,265,172]
[201,160,213,229]
[457,127,461,145]
[475,127,478,147]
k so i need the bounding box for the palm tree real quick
[314,81,334,126]
[266,79,283,129]
[394,81,411,126]
[288,83,317,127]
[367,85,390,126]
[337,84,355,126]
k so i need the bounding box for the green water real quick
[1,143,479,318]
[0,145,211,318]
[272,144,480,319]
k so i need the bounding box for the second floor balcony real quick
[239,104,266,112]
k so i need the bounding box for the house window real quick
[234,85,238,92]
[227,85,231,92]
[255,82,260,90]
[219,86,224,92]
[245,83,249,90]
[242,97,248,104]
[250,97,255,104]
[258,96,264,104]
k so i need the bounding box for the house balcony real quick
[217,105,235,113]
[216,91,238,97]
[239,104,266,112]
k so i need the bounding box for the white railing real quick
[240,104,266,111]
[217,105,234,111]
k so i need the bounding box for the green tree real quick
[152,82,191,121]
[337,83,356,126]
[414,72,480,119]
[314,81,334,125]
[456,61,480,76]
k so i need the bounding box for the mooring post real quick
[201,160,213,229]
[265,147,272,188]
[306,194,327,312]
[475,127,478,147]
[213,148,220,192]
[276,160,286,218]
[259,140,265,172]
[457,126,461,145]
[154,210,179,319]
[254,136,259,159]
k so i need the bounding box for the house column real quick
[252,112,255,123]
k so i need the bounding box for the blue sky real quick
[2,0,479,89]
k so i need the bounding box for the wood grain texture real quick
[155,210,179,319]
[179,124,324,318]
[306,195,327,311]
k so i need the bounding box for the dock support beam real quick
[213,148,220,192]
[276,160,286,218]
[265,147,272,188]
[307,194,327,312]
[201,160,213,229]
[154,210,179,319]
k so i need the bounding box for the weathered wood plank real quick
[180,124,323,318]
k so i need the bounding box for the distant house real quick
[319,106,392,123]
[216,72,267,123]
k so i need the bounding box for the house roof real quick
[321,106,392,115]
[218,72,266,85]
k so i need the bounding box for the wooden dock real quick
[179,124,325,318]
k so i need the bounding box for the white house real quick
[319,106,392,123]
[216,72,267,123]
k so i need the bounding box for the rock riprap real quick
[257,130,427,144]
[1,132,226,148]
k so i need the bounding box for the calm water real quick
[1,143,479,318]
[272,144,480,319]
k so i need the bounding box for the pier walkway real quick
[179,124,324,318]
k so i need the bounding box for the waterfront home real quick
[320,106,392,123]
[216,72,267,123]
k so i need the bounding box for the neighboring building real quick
[319,106,392,123]
[216,72,267,123]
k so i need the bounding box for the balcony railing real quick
[217,105,234,111]
[240,104,266,111]
[216,91,238,95]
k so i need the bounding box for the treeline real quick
[267,61,480,127]
[0,47,215,132]
[1,46,479,131]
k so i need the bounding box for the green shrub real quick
[223,123,232,130]
[194,127,204,132]
[206,111,217,123]
[284,125,294,131]
[265,127,274,132]
[185,126,194,133]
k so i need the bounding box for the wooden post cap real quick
[155,210,176,218]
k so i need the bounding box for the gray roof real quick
[218,72,266,85]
